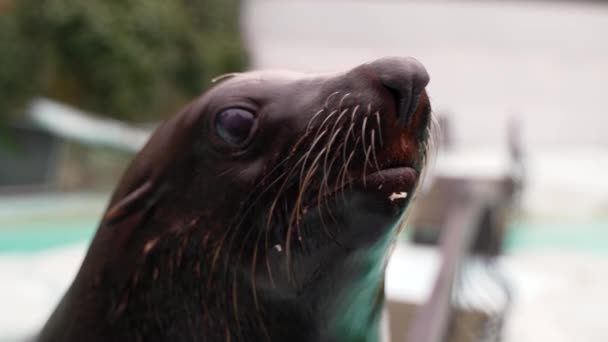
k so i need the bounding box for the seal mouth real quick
[354,166,419,205]
[308,164,418,209]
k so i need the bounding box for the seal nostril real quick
[384,85,416,127]
[365,56,430,127]
[385,86,402,122]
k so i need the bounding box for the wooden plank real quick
[406,189,485,342]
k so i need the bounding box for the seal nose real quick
[366,56,430,126]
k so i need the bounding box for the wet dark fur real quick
[39,57,431,342]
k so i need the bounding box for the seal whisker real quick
[349,105,360,140]
[317,105,344,195]
[335,149,350,204]
[306,108,326,132]
[233,150,295,216]
[262,145,323,280]
[250,238,272,342]
[327,109,348,148]
[296,107,338,189]
[261,195,289,270]
[340,135,359,191]
[337,93,351,112]
[416,111,439,199]
[324,91,341,110]
[218,161,294,294]
[318,130,348,229]
[321,127,344,197]
[361,116,368,153]
[322,106,350,196]
[265,151,315,235]
[315,109,339,136]
[208,228,232,287]
[264,227,275,288]
[263,197,292,288]
[363,145,373,187]
[211,72,242,83]
[332,108,350,133]
[371,129,383,176]
[316,201,337,244]
[324,133,348,195]
[347,136,360,187]
[298,130,328,188]
[241,167,289,211]
[343,121,356,164]
[294,137,331,224]
[235,211,272,342]
[226,200,276,342]
[339,149,357,202]
[375,111,384,146]
[429,114,441,158]
[228,169,289,242]
[221,178,276,299]
[217,166,240,178]
[225,315,233,342]
[298,147,327,223]
[286,162,319,281]
[313,143,331,211]
[262,144,299,175]
[291,117,324,156]
[362,115,373,167]
[335,112,356,196]
[231,277,242,341]
[250,226,264,311]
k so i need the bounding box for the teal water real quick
[505,220,608,255]
[0,193,103,252]
[0,219,97,252]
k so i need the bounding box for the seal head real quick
[40,56,431,342]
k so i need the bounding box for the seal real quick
[38,56,431,342]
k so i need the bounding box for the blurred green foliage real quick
[0,0,248,122]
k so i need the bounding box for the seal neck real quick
[322,232,394,342]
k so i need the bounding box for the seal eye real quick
[215,108,256,146]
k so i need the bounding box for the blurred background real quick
[1,0,607,341]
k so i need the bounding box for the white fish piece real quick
[389,192,408,201]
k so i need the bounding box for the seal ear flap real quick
[103,181,156,225]
[101,180,169,252]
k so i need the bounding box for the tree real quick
[0,0,248,123]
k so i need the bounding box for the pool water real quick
[506,220,608,255]
[0,193,105,252]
